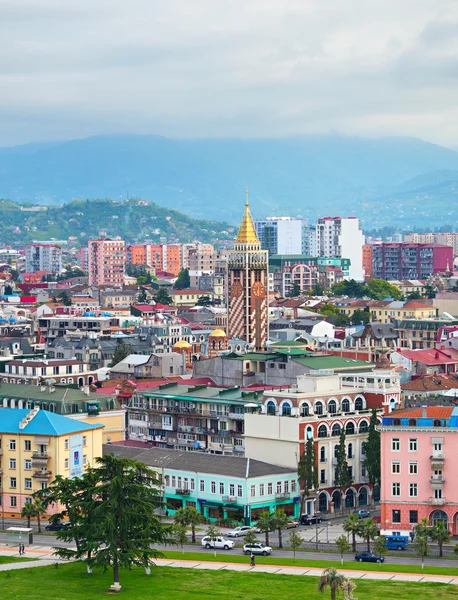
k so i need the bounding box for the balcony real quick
[33,470,52,480]
[430,453,445,469]
[222,496,237,503]
[228,413,245,421]
[275,492,290,500]
[430,474,445,483]
[32,451,50,459]
[175,488,191,496]
[430,497,446,506]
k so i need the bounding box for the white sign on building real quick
[70,434,83,479]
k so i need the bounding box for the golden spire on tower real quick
[235,187,260,244]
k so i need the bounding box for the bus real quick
[385,535,409,550]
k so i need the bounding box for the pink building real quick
[88,238,125,286]
[380,406,458,536]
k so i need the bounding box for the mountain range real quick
[1,134,458,229]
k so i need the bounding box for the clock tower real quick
[228,190,269,351]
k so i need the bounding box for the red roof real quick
[390,406,454,419]
[397,348,458,365]
[132,303,175,312]
[401,374,458,392]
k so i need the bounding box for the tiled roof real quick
[389,406,454,419]
[397,348,458,365]
[401,374,458,392]
[0,408,103,435]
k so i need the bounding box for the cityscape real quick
[1,1,458,599]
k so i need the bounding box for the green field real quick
[0,556,37,564]
[163,550,458,576]
[0,563,457,600]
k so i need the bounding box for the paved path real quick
[0,545,456,585]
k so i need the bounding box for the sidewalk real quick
[0,545,456,585]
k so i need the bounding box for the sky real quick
[1,0,458,147]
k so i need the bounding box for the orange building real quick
[127,244,147,265]
[147,245,164,271]
[362,244,373,278]
[164,244,182,276]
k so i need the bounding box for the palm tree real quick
[317,568,346,600]
[32,498,47,533]
[343,514,360,552]
[430,521,451,557]
[256,511,274,547]
[271,509,289,549]
[20,502,36,528]
[357,518,379,552]
[173,507,203,543]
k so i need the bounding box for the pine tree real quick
[365,410,381,499]
[174,269,190,290]
[298,436,318,513]
[154,288,173,305]
[334,430,352,514]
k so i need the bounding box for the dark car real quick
[355,551,385,563]
[45,522,64,531]
[300,515,322,526]
[353,509,371,519]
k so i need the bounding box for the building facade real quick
[25,244,62,274]
[316,217,365,281]
[255,217,304,255]
[372,243,453,281]
[88,238,126,286]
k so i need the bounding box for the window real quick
[24,459,31,470]
[229,483,235,496]
[24,440,31,451]
[409,438,417,452]
[65,458,69,470]
[190,478,195,491]
[409,462,418,475]
[250,485,256,497]
[276,481,282,493]
[347,443,353,459]
[64,439,69,450]
[83,455,87,466]
[291,480,296,492]
[392,482,400,496]
[320,469,326,484]
[392,438,400,451]
[237,484,243,497]
[284,481,289,493]
[409,510,418,524]
[434,488,443,499]
[9,440,16,451]
[211,481,216,494]
[259,484,265,496]
[267,483,273,495]
[25,478,32,489]
[219,482,224,495]
[9,477,16,489]
[391,462,400,474]
[200,480,205,492]
[177,477,182,488]
[361,463,366,477]
[409,483,418,497]
[171,476,176,488]
[82,435,87,446]
[434,442,443,452]
[10,496,17,508]
[9,459,16,470]
[320,447,326,462]
[392,509,401,523]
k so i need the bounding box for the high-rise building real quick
[228,195,268,351]
[25,244,62,274]
[188,244,215,288]
[404,233,458,256]
[372,243,453,280]
[88,238,125,286]
[255,217,303,255]
[316,217,365,281]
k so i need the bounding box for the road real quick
[8,532,458,568]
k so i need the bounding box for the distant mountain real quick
[0,198,232,246]
[1,134,458,228]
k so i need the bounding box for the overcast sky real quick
[1,0,458,146]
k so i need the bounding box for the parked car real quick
[353,509,371,519]
[355,551,385,563]
[300,515,322,526]
[44,522,64,531]
[201,536,234,550]
[227,526,254,538]
[243,543,272,556]
[285,520,299,528]
[385,535,409,551]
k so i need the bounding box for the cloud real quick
[1,0,458,145]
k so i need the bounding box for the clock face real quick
[231,281,243,299]
[252,281,265,298]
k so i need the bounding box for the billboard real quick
[70,434,83,479]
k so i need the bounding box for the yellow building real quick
[0,407,104,518]
[171,289,214,307]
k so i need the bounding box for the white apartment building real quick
[255,217,303,255]
[316,217,365,281]
[25,244,62,274]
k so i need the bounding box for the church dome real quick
[173,340,192,350]
[209,329,227,338]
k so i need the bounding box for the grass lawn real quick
[0,556,38,564]
[163,550,458,576]
[0,563,457,600]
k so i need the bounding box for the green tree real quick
[424,285,436,299]
[364,409,381,495]
[366,278,402,300]
[271,509,289,549]
[136,275,148,286]
[244,529,259,545]
[335,314,350,326]
[298,436,318,513]
[373,535,387,559]
[255,511,275,547]
[311,283,325,296]
[20,502,36,528]
[430,520,451,557]
[196,295,213,307]
[173,524,188,555]
[331,280,366,298]
[154,288,173,305]
[318,303,341,317]
[407,292,422,300]
[174,507,204,544]
[357,518,379,552]
[412,533,429,570]
[343,515,360,552]
[110,343,132,367]
[351,309,370,325]
[58,290,72,306]
[317,567,346,600]
[33,498,47,533]
[287,529,303,562]
[334,430,352,514]
[174,269,190,290]
[86,454,172,589]
[205,523,221,539]
[137,287,148,303]
[335,534,350,565]
[287,283,301,298]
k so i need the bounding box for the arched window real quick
[348,443,353,459]
[267,401,276,415]
[358,487,368,506]
[282,402,292,416]
[355,397,364,411]
[359,420,368,433]
[318,424,328,438]
[319,492,328,512]
[431,510,448,526]
[315,401,324,415]
[345,422,355,435]
[328,399,337,414]
[341,399,350,413]
[320,447,326,462]
[408,419,417,426]
[332,423,341,437]
[300,403,310,417]
[48,403,55,413]
[433,419,442,427]
[345,489,355,508]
